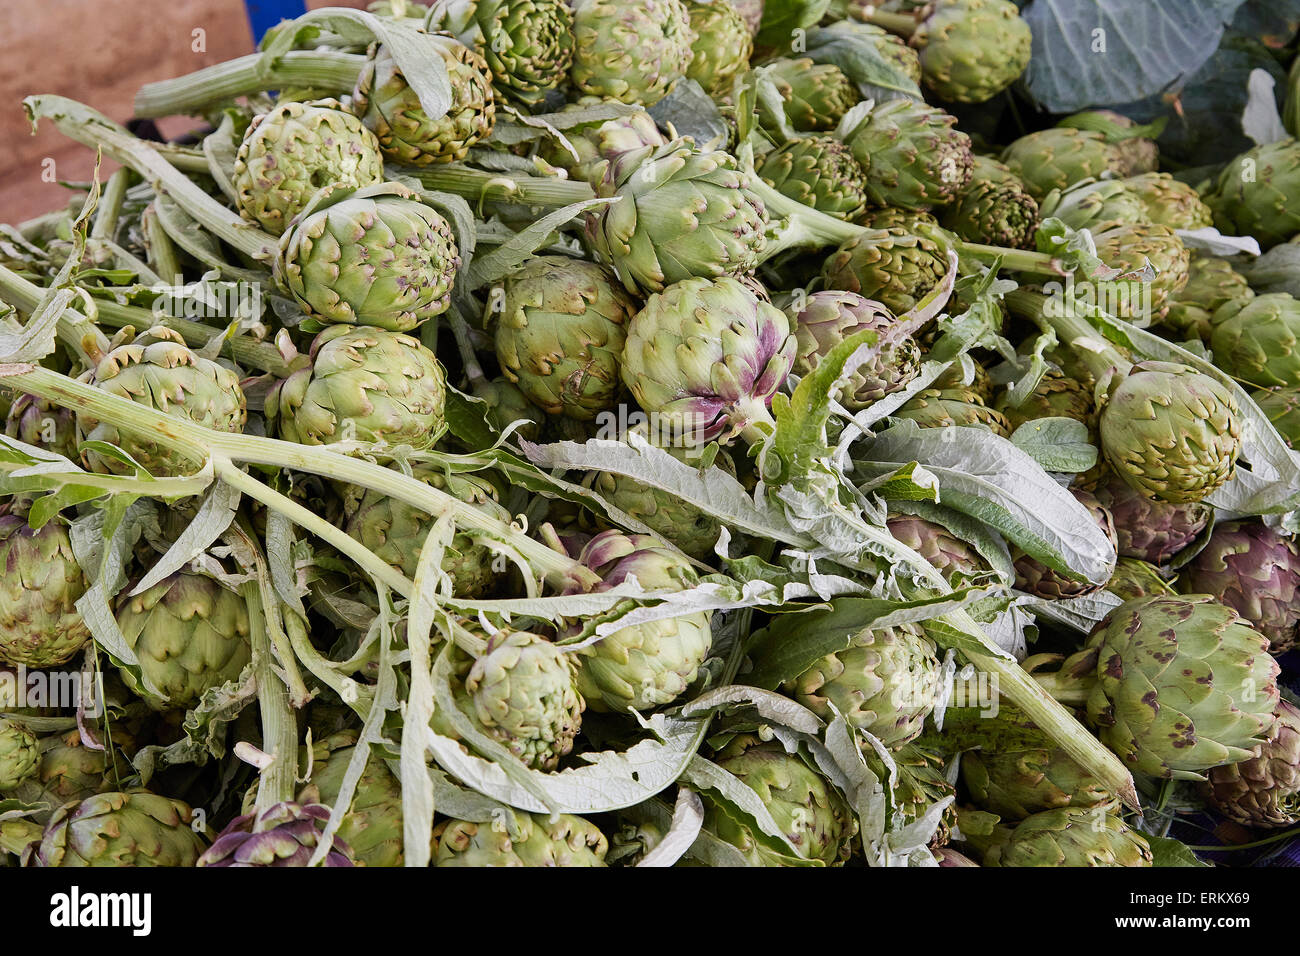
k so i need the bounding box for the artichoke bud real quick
[1081,594,1280,780]
[352,37,496,165]
[277,181,460,332]
[79,325,247,477]
[758,136,870,223]
[585,139,768,296]
[266,324,447,447]
[821,226,950,317]
[1203,699,1300,828]
[912,0,1032,104]
[198,802,355,867]
[1098,361,1241,504]
[1012,488,1117,600]
[540,100,668,190]
[1090,468,1211,565]
[1000,127,1127,201]
[842,98,974,210]
[302,731,405,866]
[561,530,713,713]
[32,790,208,867]
[683,0,753,98]
[971,806,1153,867]
[434,810,608,865]
[0,514,91,668]
[232,98,385,235]
[1203,137,1300,251]
[621,276,794,446]
[114,571,253,711]
[461,627,584,770]
[570,0,696,107]
[491,256,634,421]
[758,58,860,136]
[0,717,39,790]
[427,0,575,106]
[1208,293,1300,390]
[4,394,78,459]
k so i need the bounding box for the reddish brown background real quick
[0,0,368,223]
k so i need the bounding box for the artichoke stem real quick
[90,168,131,241]
[132,50,366,118]
[862,8,922,37]
[737,399,777,445]
[952,239,1066,277]
[1005,288,1135,382]
[407,164,598,208]
[0,264,110,368]
[241,579,299,813]
[749,175,865,257]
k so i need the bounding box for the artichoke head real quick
[821,226,950,317]
[1000,127,1126,201]
[975,807,1152,867]
[913,0,1032,104]
[758,136,870,222]
[434,810,608,865]
[1202,699,1300,828]
[843,98,974,209]
[31,791,207,867]
[1209,293,1300,389]
[684,0,753,97]
[198,802,355,867]
[570,0,696,106]
[1203,137,1300,250]
[429,0,574,106]
[0,515,90,667]
[302,732,404,866]
[0,718,38,791]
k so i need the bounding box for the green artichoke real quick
[975,807,1152,867]
[1090,469,1211,565]
[783,623,940,748]
[1042,178,1148,233]
[8,731,111,811]
[589,438,737,559]
[1203,699,1300,828]
[1000,127,1126,201]
[788,291,921,410]
[684,0,753,97]
[1253,385,1300,448]
[621,276,794,445]
[1203,137,1300,250]
[1092,222,1191,321]
[198,802,354,867]
[994,370,1093,432]
[79,326,246,477]
[1081,594,1280,779]
[1013,489,1117,600]
[939,155,1039,248]
[843,98,974,209]
[352,37,496,165]
[856,207,939,233]
[114,571,252,710]
[570,0,696,106]
[1179,520,1300,654]
[585,140,767,295]
[1106,558,1172,601]
[0,718,37,791]
[562,530,713,712]
[854,21,921,84]
[266,325,447,447]
[1057,109,1159,176]
[475,376,543,441]
[428,0,574,106]
[367,0,428,17]
[1125,172,1214,230]
[759,58,860,135]
[492,256,634,420]
[542,101,668,189]
[886,515,989,583]
[705,735,857,866]
[342,465,507,597]
[1162,256,1254,342]
[1209,293,1300,389]
[460,627,584,770]
[277,182,459,332]
[31,791,206,867]
[821,226,950,317]
[0,515,90,667]
[435,811,608,865]
[931,359,995,403]
[867,742,958,844]
[758,136,870,222]
[303,733,403,867]
[911,0,1032,103]
[231,99,385,235]
[4,394,78,459]
[1098,361,1241,504]
[894,387,1012,436]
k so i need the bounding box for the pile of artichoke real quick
[2,0,1300,871]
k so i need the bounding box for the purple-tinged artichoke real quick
[0,515,90,668]
[1089,470,1211,565]
[198,802,355,867]
[886,515,989,583]
[570,0,696,107]
[4,394,77,459]
[561,530,712,712]
[1080,594,1280,780]
[788,291,921,410]
[621,276,794,445]
[1178,520,1300,654]
[585,140,767,296]
[1203,700,1300,828]
[1098,361,1241,504]
[541,101,668,190]
[492,256,634,421]
[843,98,974,210]
[1013,489,1117,600]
